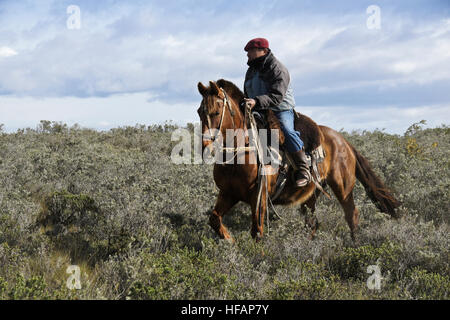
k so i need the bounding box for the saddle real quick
[251,109,327,200]
[252,109,321,154]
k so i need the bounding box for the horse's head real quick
[197,80,235,150]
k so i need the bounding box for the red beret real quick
[244,38,269,51]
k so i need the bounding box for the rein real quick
[245,102,271,235]
[201,89,278,234]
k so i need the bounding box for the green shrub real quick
[0,121,448,299]
[37,191,131,264]
[268,260,345,299]
[402,268,450,299]
[126,247,241,300]
[328,242,402,281]
[7,274,49,300]
[0,277,7,299]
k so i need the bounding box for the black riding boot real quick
[290,149,312,187]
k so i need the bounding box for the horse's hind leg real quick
[341,193,359,242]
[328,174,360,242]
[210,192,238,242]
[331,186,360,241]
[300,194,319,239]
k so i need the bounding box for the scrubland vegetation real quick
[0,120,448,299]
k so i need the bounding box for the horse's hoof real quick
[349,233,359,246]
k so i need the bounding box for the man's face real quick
[247,48,267,62]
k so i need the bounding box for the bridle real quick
[199,87,255,165]
[201,88,236,142]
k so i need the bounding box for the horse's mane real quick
[216,79,245,104]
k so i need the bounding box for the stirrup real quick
[295,170,311,187]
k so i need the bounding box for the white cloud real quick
[98,121,111,127]
[0,46,17,57]
[1,5,449,101]
[391,62,417,74]
[299,104,450,134]
[0,92,199,132]
[0,1,449,132]
[1,90,447,135]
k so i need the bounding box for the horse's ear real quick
[209,81,220,95]
[198,82,208,96]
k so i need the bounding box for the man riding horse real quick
[196,39,400,242]
[242,37,311,187]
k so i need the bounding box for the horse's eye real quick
[212,112,220,116]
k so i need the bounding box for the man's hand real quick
[243,98,256,109]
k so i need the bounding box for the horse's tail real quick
[350,145,401,218]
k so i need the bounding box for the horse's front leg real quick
[300,194,320,240]
[209,192,238,242]
[250,181,268,242]
[249,166,278,241]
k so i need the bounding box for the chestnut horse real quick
[197,79,400,242]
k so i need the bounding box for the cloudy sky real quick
[0,0,449,134]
